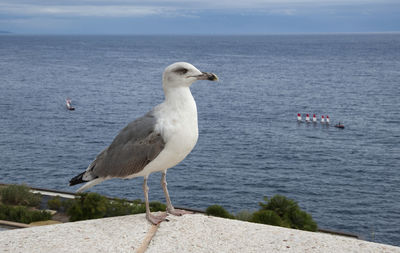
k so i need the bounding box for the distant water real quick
[0,34,399,245]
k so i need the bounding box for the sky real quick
[0,0,399,34]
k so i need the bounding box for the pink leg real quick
[143,177,167,224]
[161,171,192,216]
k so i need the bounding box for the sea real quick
[0,34,399,246]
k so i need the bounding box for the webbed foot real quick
[167,208,193,216]
[147,212,168,225]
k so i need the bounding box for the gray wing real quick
[86,111,165,179]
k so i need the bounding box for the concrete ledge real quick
[1,213,399,253]
[0,220,31,228]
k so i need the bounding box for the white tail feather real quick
[76,178,105,192]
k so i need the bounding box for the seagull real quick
[69,62,218,224]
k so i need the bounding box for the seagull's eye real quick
[174,68,188,75]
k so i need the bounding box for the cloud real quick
[1,0,399,34]
[0,3,175,17]
[1,0,397,18]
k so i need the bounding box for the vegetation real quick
[0,184,41,207]
[61,199,74,212]
[104,198,144,217]
[234,210,253,222]
[149,201,167,212]
[47,196,63,210]
[0,184,317,232]
[251,210,283,226]
[65,193,166,222]
[257,195,317,231]
[67,193,109,221]
[206,205,234,219]
[206,195,318,232]
[0,184,164,223]
[0,204,52,224]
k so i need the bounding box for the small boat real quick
[66,99,75,111]
[335,122,344,129]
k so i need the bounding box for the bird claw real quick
[147,212,168,225]
[168,208,193,216]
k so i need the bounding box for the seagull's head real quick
[162,62,218,89]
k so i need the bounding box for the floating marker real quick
[306,114,310,122]
[335,122,345,129]
[66,99,75,111]
[312,114,317,123]
[326,115,330,124]
[297,113,302,121]
[321,115,325,123]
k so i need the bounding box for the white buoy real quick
[306,114,310,122]
[312,114,317,123]
[321,115,325,123]
[297,113,302,121]
[326,115,330,124]
[66,98,75,110]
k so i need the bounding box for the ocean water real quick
[0,34,399,246]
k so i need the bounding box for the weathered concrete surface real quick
[1,213,399,253]
[0,214,151,252]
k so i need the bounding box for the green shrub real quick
[104,199,164,216]
[259,195,298,217]
[149,201,166,212]
[289,209,317,231]
[106,199,132,216]
[258,195,317,232]
[206,205,234,219]
[0,184,41,207]
[235,210,253,222]
[61,191,318,232]
[106,199,146,216]
[0,204,52,224]
[62,199,74,211]
[251,210,283,226]
[67,193,108,221]
[132,199,143,205]
[66,194,158,221]
[47,196,63,210]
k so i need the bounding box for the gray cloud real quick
[1,0,398,34]
[1,0,397,18]
[0,3,175,17]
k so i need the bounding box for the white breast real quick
[132,87,199,178]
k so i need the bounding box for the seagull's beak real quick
[194,72,219,81]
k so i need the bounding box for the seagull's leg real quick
[143,176,167,224]
[161,170,192,216]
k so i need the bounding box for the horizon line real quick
[2,31,400,36]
